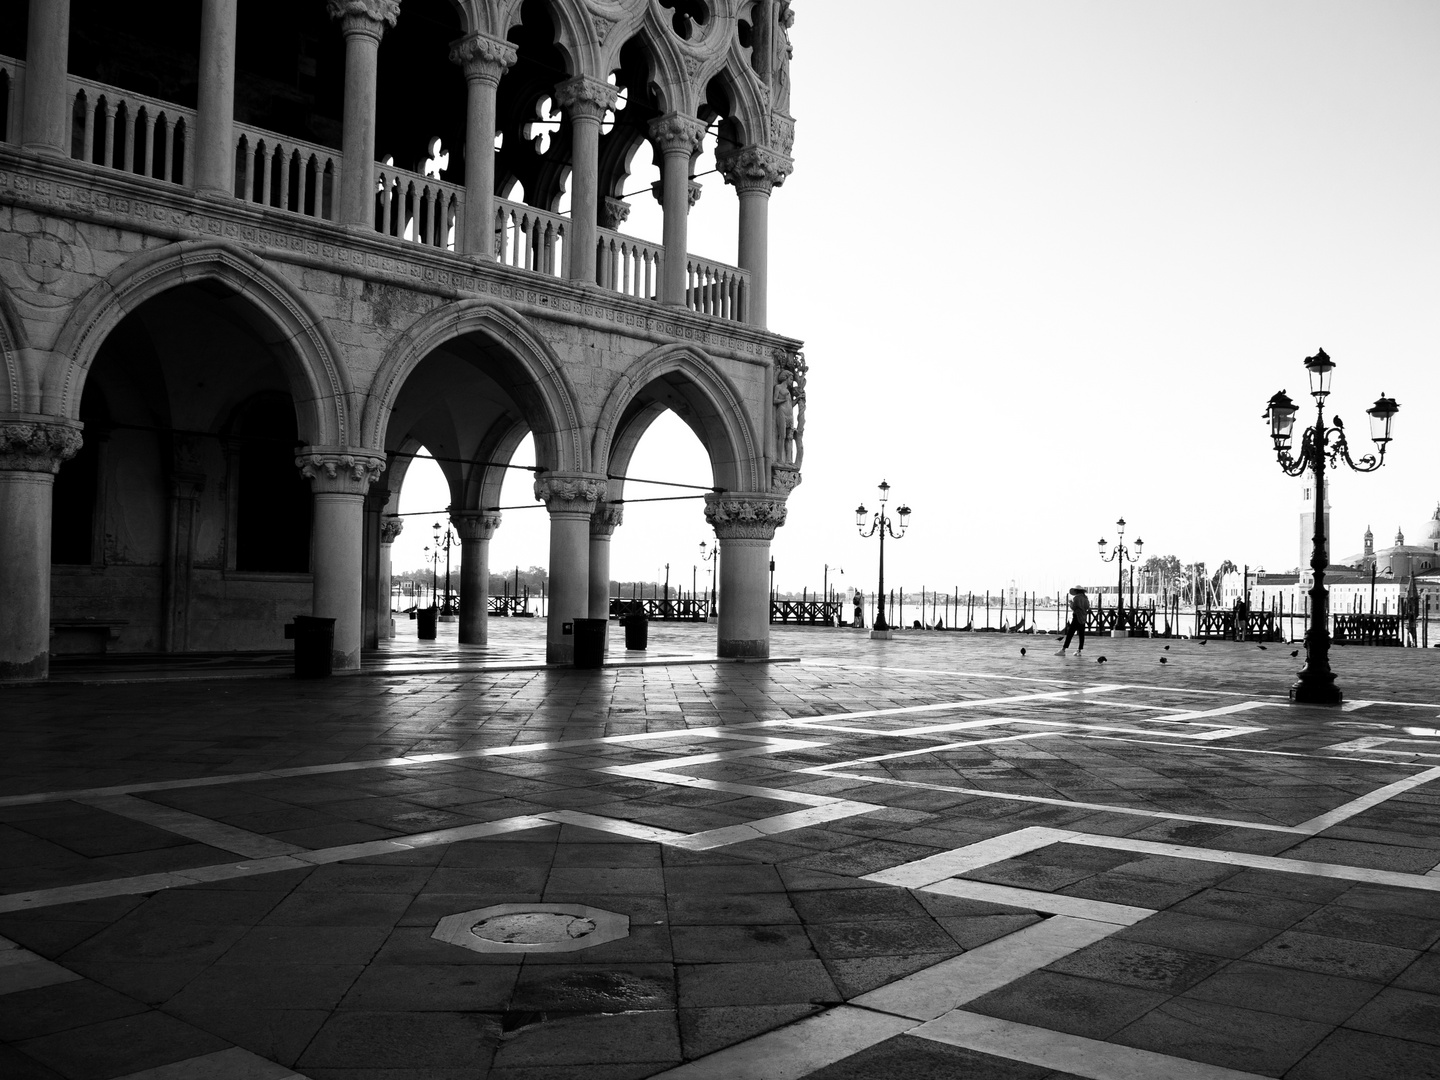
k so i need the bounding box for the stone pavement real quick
[2,623,1439,1079]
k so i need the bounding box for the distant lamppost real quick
[824,564,843,627]
[432,521,457,616]
[699,540,719,616]
[424,544,438,608]
[1264,348,1398,704]
[855,480,911,633]
[1098,519,1142,638]
[769,557,776,604]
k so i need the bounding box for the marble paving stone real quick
[1286,1027,1440,1080]
[677,1003,822,1061]
[676,958,841,1007]
[804,1033,1055,1080]
[297,1011,501,1069]
[17,1011,230,1080]
[964,970,1173,1040]
[1111,910,1280,959]
[1045,936,1228,995]
[1111,995,1330,1074]
[1241,929,1419,983]
[0,978,148,1040]
[1342,986,1440,1046]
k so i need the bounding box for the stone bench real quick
[50,619,129,655]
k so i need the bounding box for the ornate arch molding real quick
[362,298,585,472]
[463,414,531,511]
[0,280,27,414]
[593,342,760,492]
[497,0,592,76]
[45,240,352,446]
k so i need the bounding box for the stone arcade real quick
[0,0,803,680]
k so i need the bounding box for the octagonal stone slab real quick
[432,902,630,954]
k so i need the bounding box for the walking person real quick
[1057,587,1090,657]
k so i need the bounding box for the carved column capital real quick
[453,510,503,542]
[449,32,516,82]
[553,76,618,121]
[717,145,794,194]
[379,516,404,544]
[0,415,84,473]
[648,113,708,156]
[704,493,788,541]
[601,197,631,230]
[590,503,624,537]
[650,178,702,207]
[534,473,608,515]
[327,0,400,39]
[296,447,387,495]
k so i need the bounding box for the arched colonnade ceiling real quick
[27,241,767,517]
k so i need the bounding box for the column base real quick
[1110,628,1127,639]
[0,652,49,683]
[869,629,895,640]
[718,638,769,659]
[547,642,574,665]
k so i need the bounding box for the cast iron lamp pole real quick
[433,522,458,615]
[1098,519,1142,637]
[855,480,912,632]
[699,540,719,616]
[1264,348,1398,704]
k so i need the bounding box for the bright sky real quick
[393,0,1440,599]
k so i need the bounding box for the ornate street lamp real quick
[432,521,458,616]
[699,540,719,617]
[424,544,437,609]
[1265,348,1398,704]
[1098,518,1143,637]
[856,479,911,634]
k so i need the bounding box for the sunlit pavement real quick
[3,626,1439,1079]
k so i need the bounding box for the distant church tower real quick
[1362,525,1374,568]
[1299,482,1331,570]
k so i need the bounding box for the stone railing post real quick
[552,77,617,284]
[21,0,71,156]
[328,0,400,228]
[589,502,622,623]
[649,114,708,306]
[704,493,788,658]
[450,33,515,258]
[378,514,403,639]
[195,0,239,196]
[717,146,793,329]
[0,415,83,681]
[453,510,501,645]
[534,473,606,663]
[296,447,386,670]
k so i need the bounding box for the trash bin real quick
[417,606,438,640]
[573,618,607,669]
[623,611,649,651]
[287,615,336,678]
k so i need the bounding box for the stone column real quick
[450,33,515,258]
[328,0,400,228]
[454,510,501,645]
[21,0,71,156]
[534,474,606,664]
[589,503,622,622]
[552,77,617,285]
[378,515,402,639]
[649,114,708,306]
[161,474,204,652]
[705,494,788,659]
[296,448,386,671]
[0,416,82,681]
[194,0,239,196]
[718,146,793,329]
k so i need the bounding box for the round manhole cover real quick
[470,911,598,945]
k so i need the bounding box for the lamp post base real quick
[1110,628,1127,639]
[1291,677,1342,705]
[869,629,895,640]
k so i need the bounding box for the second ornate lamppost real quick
[855,480,911,636]
[699,540,719,618]
[1264,348,1398,704]
[432,521,458,618]
[1098,519,1142,637]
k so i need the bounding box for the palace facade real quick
[0,0,804,680]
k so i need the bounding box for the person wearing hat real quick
[1057,587,1090,657]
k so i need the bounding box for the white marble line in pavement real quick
[766,686,1128,727]
[111,1046,309,1079]
[920,879,1155,926]
[912,1012,1273,1080]
[813,771,1303,833]
[852,915,1126,1021]
[1063,832,1440,891]
[76,794,307,859]
[863,827,1072,888]
[1290,764,1440,833]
